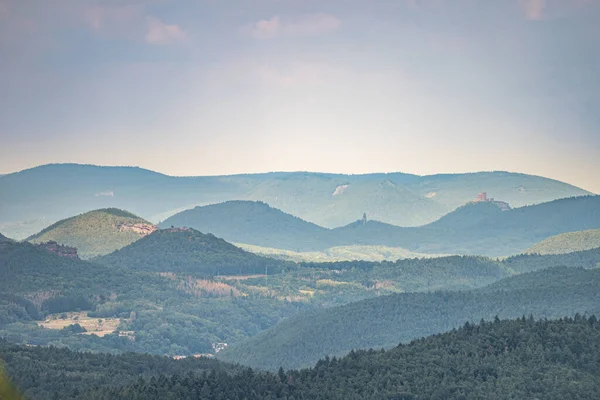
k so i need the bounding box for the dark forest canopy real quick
[4,317,600,400]
[95,227,289,276]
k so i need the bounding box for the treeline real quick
[4,317,600,399]
[0,339,239,400]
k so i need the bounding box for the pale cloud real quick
[145,16,187,45]
[520,0,546,20]
[251,13,341,39]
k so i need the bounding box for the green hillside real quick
[0,340,238,400]
[236,243,451,262]
[96,228,287,276]
[159,201,333,251]
[526,229,600,255]
[219,265,600,370]
[1,164,591,239]
[8,317,600,400]
[0,239,513,358]
[0,240,306,356]
[27,208,156,259]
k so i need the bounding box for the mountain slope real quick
[96,228,287,276]
[1,340,238,400]
[219,265,600,370]
[526,229,600,255]
[245,175,448,228]
[1,164,591,239]
[90,317,600,400]
[159,201,333,251]
[0,239,167,305]
[27,208,156,259]
[0,239,305,356]
[406,170,592,209]
[161,195,600,256]
[333,195,600,256]
[7,317,600,400]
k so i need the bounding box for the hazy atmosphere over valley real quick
[1,1,599,399]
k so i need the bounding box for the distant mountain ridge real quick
[159,201,331,251]
[0,163,591,239]
[27,208,156,259]
[163,195,600,256]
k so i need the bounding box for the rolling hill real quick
[0,238,305,356]
[526,229,600,255]
[332,195,600,256]
[0,232,10,243]
[0,164,591,239]
[5,317,600,400]
[26,208,156,259]
[164,195,600,256]
[159,201,333,251]
[96,227,287,276]
[219,264,600,370]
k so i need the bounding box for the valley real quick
[0,166,599,399]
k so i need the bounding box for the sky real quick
[0,0,599,193]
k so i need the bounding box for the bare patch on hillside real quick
[38,312,122,337]
[177,277,244,298]
[218,274,267,281]
[117,222,157,236]
[332,185,349,196]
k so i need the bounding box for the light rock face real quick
[117,223,157,236]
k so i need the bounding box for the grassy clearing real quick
[37,312,122,337]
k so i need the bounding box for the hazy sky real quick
[0,0,599,192]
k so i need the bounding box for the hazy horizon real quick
[2,161,597,195]
[1,0,599,192]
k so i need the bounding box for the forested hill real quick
[161,195,600,256]
[0,239,169,314]
[96,228,288,276]
[333,195,600,256]
[219,266,600,370]
[0,339,239,400]
[7,317,599,400]
[526,229,600,255]
[27,208,156,259]
[0,232,10,242]
[2,164,590,240]
[159,201,333,251]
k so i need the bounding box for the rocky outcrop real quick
[117,222,157,236]
[36,241,79,259]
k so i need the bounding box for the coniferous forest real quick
[2,317,600,400]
